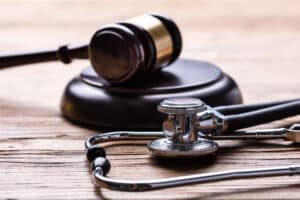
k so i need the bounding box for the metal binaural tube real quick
[86,131,300,192]
[92,165,300,191]
[85,131,164,149]
[209,128,288,140]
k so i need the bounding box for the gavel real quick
[0,14,182,84]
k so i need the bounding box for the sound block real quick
[60,59,242,130]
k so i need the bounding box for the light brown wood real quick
[1,0,300,199]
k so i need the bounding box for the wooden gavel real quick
[0,14,182,84]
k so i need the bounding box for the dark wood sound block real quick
[60,59,242,130]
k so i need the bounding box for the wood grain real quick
[1,0,300,199]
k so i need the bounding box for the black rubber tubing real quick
[215,98,300,115]
[224,100,300,131]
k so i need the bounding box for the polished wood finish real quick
[61,59,242,129]
[1,0,300,199]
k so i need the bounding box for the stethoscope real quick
[85,97,300,192]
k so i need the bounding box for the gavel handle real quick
[0,44,88,69]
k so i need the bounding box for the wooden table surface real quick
[1,0,300,199]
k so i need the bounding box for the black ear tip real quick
[150,14,182,64]
[87,146,106,162]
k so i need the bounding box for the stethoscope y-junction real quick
[86,97,300,191]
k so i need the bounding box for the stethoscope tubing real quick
[93,164,300,191]
[214,98,300,115]
[215,99,300,132]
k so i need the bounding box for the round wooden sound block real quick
[60,59,242,130]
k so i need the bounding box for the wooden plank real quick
[1,0,300,199]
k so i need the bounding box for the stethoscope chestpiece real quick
[148,98,218,158]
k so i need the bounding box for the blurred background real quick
[0,0,300,107]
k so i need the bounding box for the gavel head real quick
[88,14,182,84]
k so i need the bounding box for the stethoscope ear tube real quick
[92,164,300,191]
[222,100,300,132]
[86,131,300,192]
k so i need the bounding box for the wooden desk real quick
[1,0,300,199]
